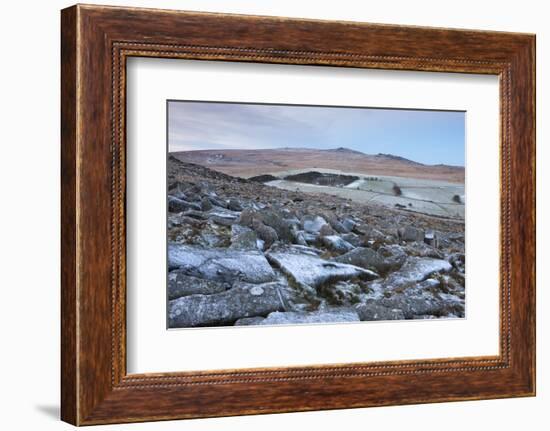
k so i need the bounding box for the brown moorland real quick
[171,147,465,183]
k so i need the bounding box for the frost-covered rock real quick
[423,230,439,248]
[302,215,328,234]
[448,232,465,242]
[208,195,228,209]
[173,214,206,228]
[329,216,350,234]
[354,303,406,321]
[268,243,323,256]
[340,232,363,247]
[341,218,357,233]
[237,208,256,227]
[378,244,408,270]
[252,220,278,248]
[236,309,360,326]
[168,244,276,283]
[365,257,454,305]
[227,198,244,211]
[300,230,319,244]
[380,292,463,319]
[209,208,241,218]
[333,247,390,273]
[293,230,309,246]
[319,223,336,237]
[231,224,252,238]
[362,225,386,241]
[398,226,424,242]
[375,277,465,319]
[200,196,213,211]
[230,230,261,250]
[321,235,355,253]
[206,208,240,226]
[385,257,452,286]
[266,245,378,289]
[448,252,465,273]
[209,216,237,226]
[183,209,209,220]
[405,242,444,259]
[199,231,229,248]
[319,280,363,305]
[168,182,191,200]
[168,196,201,212]
[258,210,296,243]
[234,316,266,326]
[168,281,292,327]
[230,223,264,250]
[168,271,229,300]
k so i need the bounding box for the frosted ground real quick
[262,168,465,220]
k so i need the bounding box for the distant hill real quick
[326,147,366,156]
[374,153,424,166]
[171,147,464,183]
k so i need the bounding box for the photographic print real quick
[167,101,466,329]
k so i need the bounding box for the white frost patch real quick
[321,235,354,252]
[267,248,378,288]
[385,257,452,287]
[249,286,264,296]
[168,243,276,283]
[207,210,238,220]
[345,179,365,189]
[302,216,327,234]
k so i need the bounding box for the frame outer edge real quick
[61,4,79,426]
[502,35,536,396]
[526,35,536,395]
[531,34,536,396]
[61,4,536,424]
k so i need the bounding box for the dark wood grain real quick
[61,4,536,425]
[60,5,78,425]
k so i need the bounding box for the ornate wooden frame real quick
[61,4,536,425]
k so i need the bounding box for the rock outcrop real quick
[169,281,293,327]
[266,245,378,290]
[168,244,276,284]
[166,157,466,327]
[168,272,229,300]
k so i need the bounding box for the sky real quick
[168,101,465,166]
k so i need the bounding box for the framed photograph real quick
[61,4,536,425]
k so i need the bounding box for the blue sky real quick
[168,101,465,166]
